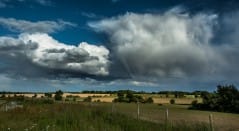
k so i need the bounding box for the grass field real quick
[111,103,239,131]
[0,100,238,131]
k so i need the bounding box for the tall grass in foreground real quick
[0,103,209,131]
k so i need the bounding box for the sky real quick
[0,0,239,92]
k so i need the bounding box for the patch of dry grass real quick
[110,103,239,131]
[92,97,116,102]
[153,98,202,104]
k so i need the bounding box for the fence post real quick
[165,108,169,130]
[165,108,168,122]
[209,114,214,131]
[137,102,140,120]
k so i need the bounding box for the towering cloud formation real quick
[0,33,110,78]
[89,12,222,78]
[1,7,239,90]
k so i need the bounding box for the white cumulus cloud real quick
[0,33,110,77]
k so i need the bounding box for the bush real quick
[32,93,37,98]
[191,100,198,106]
[44,93,52,98]
[55,90,63,101]
[189,100,199,109]
[0,94,5,98]
[83,96,92,102]
[170,99,175,104]
[114,92,152,103]
[190,85,239,113]
[145,97,154,103]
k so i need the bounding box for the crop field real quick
[0,100,238,131]
[2,93,202,104]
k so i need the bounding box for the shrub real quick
[83,96,92,102]
[145,97,154,103]
[32,93,37,98]
[170,99,175,104]
[44,93,52,98]
[0,94,5,98]
[189,100,198,109]
[191,100,198,106]
[190,85,239,113]
[54,90,63,101]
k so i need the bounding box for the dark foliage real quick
[54,90,63,101]
[145,97,154,103]
[44,93,52,98]
[113,92,153,103]
[190,85,239,113]
[83,96,92,102]
[170,99,175,104]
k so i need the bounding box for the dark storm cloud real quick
[212,11,239,78]
[89,11,220,78]
[89,8,239,83]
[0,37,38,51]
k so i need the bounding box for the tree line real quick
[191,85,239,113]
[113,91,154,103]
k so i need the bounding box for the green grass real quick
[0,102,213,131]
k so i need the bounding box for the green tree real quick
[1,94,5,98]
[170,99,175,104]
[55,90,63,101]
[116,92,125,102]
[191,85,239,113]
[32,93,37,98]
[216,85,239,112]
[44,93,52,98]
[145,97,154,103]
[126,92,135,102]
[83,96,92,102]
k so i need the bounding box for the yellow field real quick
[3,93,202,104]
[3,93,111,98]
[63,93,111,98]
